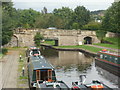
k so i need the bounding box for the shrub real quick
[2,48,8,54]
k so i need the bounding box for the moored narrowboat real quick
[95,49,120,76]
[28,56,56,88]
[36,80,69,90]
[26,46,41,57]
[72,80,112,90]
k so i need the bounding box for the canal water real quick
[40,47,120,88]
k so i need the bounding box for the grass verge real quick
[55,45,117,53]
[42,40,55,45]
[17,48,29,88]
[93,43,119,49]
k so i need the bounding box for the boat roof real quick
[37,81,69,89]
[98,51,120,57]
[30,56,54,70]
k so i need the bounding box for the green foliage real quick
[96,30,107,43]
[53,7,73,29]
[2,2,16,45]
[2,48,8,54]
[102,2,120,33]
[73,6,90,28]
[72,22,79,30]
[103,37,120,45]
[34,32,44,46]
[16,8,40,28]
[82,22,101,30]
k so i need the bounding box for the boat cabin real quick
[97,50,120,67]
[28,57,56,88]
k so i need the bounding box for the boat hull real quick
[95,58,120,77]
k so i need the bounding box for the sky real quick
[12,0,114,12]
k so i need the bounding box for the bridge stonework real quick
[6,29,100,47]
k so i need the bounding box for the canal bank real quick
[41,44,97,57]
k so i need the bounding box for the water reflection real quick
[40,47,119,88]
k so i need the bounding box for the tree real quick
[73,6,90,28]
[34,32,44,46]
[102,2,120,33]
[53,7,73,29]
[2,1,16,45]
[16,8,40,28]
[41,7,48,14]
[96,30,107,43]
[72,22,79,30]
[82,22,101,30]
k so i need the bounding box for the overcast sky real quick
[12,0,114,12]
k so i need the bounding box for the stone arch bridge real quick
[7,29,100,47]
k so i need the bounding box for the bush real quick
[2,48,8,54]
[34,32,44,46]
[82,22,101,30]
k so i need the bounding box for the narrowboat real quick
[95,49,120,76]
[28,56,56,88]
[26,46,41,57]
[72,75,112,90]
[72,80,112,90]
[28,55,45,63]
[36,81,69,90]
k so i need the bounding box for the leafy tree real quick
[17,8,40,28]
[82,22,101,30]
[34,32,44,46]
[53,7,73,29]
[41,7,48,14]
[72,22,79,30]
[2,1,16,45]
[96,30,107,43]
[73,6,90,28]
[102,2,120,33]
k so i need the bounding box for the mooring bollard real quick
[22,67,25,76]
[20,55,22,60]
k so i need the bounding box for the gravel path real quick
[0,50,19,88]
[87,44,120,52]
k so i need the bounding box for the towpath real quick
[0,50,19,88]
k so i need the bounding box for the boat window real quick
[104,56,107,59]
[115,58,118,60]
[114,58,118,63]
[100,54,103,58]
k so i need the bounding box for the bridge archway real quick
[84,36,92,44]
[10,35,19,47]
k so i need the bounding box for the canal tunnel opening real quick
[84,37,92,44]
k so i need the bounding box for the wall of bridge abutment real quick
[58,35,100,46]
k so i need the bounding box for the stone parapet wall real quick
[106,32,120,37]
[6,29,100,47]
